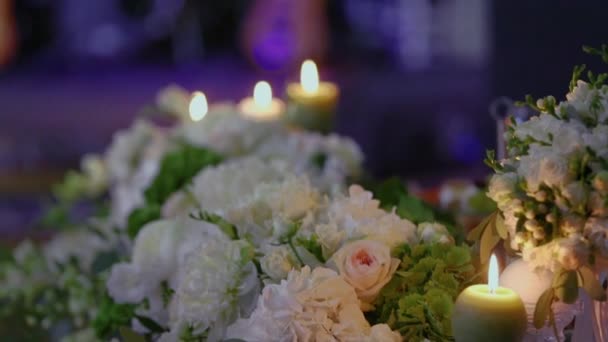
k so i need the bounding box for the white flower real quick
[189,157,288,216]
[561,182,588,210]
[417,222,454,244]
[584,125,608,159]
[156,84,191,119]
[43,230,109,273]
[176,107,278,157]
[80,154,108,196]
[556,234,589,270]
[328,240,399,308]
[584,218,608,258]
[171,237,258,338]
[254,132,363,193]
[225,266,400,342]
[522,242,560,272]
[323,185,417,251]
[105,119,165,183]
[589,191,608,217]
[487,173,518,209]
[260,245,297,282]
[593,171,608,193]
[559,215,585,236]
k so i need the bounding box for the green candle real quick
[452,255,527,342]
[285,60,339,133]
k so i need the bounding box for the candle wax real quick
[452,284,527,342]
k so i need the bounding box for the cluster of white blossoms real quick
[488,79,608,272]
[104,153,454,340]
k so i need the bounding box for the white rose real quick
[80,154,108,196]
[417,222,454,244]
[328,240,399,308]
[260,246,297,281]
[487,173,518,209]
[556,234,589,270]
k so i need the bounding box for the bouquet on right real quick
[482,46,608,326]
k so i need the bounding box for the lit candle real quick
[286,59,339,132]
[238,81,285,121]
[452,254,527,342]
[189,91,208,122]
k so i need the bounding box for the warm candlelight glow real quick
[253,81,272,108]
[189,91,208,122]
[488,254,499,294]
[300,59,319,93]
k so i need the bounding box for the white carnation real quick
[323,185,417,251]
[156,84,191,119]
[225,266,400,342]
[171,237,258,339]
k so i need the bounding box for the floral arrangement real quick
[479,45,608,328]
[0,85,474,341]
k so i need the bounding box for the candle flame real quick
[488,254,499,294]
[300,59,319,93]
[189,91,208,122]
[253,81,272,108]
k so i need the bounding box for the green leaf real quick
[578,266,607,301]
[495,212,508,239]
[534,288,554,329]
[370,177,408,210]
[311,152,327,170]
[190,210,238,240]
[553,270,579,304]
[134,315,167,333]
[479,214,500,262]
[127,204,161,239]
[467,211,495,242]
[91,251,121,274]
[144,145,223,206]
[296,234,326,263]
[93,295,136,338]
[119,326,146,342]
[396,195,435,224]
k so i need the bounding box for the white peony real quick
[328,240,399,309]
[225,266,400,342]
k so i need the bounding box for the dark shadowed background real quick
[1,0,608,237]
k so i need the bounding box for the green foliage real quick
[120,326,146,342]
[311,152,327,170]
[296,234,326,263]
[127,204,161,239]
[190,210,239,240]
[93,295,136,339]
[468,190,497,214]
[144,145,223,206]
[369,177,407,210]
[369,243,476,341]
[91,251,121,274]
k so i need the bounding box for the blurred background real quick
[1,0,608,238]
